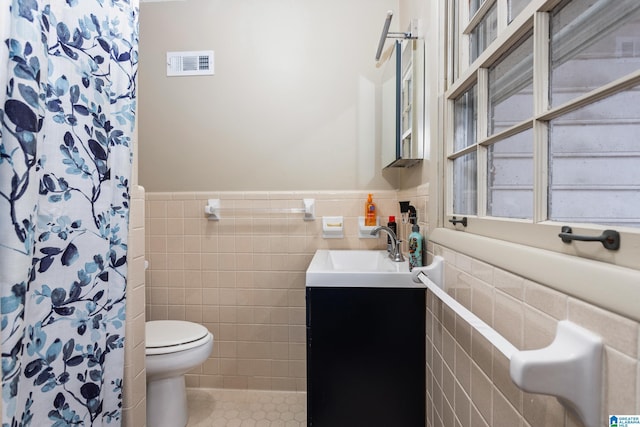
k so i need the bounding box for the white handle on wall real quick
[510,321,603,427]
[412,257,603,427]
[204,198,221,220]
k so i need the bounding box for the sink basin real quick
[306,250,421,288]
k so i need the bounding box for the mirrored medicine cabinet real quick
[381,38,425,168]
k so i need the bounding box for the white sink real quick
[306,250,421,288]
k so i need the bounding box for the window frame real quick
[436,0,640,318]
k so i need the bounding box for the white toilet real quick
[145,320,214,427]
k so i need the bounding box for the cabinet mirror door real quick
[382,38,425,168]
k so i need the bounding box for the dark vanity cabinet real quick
[306,286,425,427]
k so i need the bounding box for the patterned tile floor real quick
[186,388,307,427]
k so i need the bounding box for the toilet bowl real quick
[145,320,214,427]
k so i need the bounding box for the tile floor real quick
[186,388,307,427]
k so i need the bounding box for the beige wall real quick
[136,2,640,427]
[402,185,639,427]
[138,0,405,192]
[12,176,633,426]
[144,190,411,390]
[427,241,640,427]
[143,190,640,426]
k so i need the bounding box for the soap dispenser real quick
[408,223,423,270]
[364,194,377,226]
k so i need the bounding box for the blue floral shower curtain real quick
[0,0,138,425]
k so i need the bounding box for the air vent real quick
[166,51,214,76]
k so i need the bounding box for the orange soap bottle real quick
[364,193,377,226]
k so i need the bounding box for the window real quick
[452,85,478,215]
[549,87,640,226]
[444,0,640,269]
[453,85,477,151]
[508,0,530,23]
[549,0,640,107]
[487,128,533,219]
[488,34,533,135]
[453,152,478,215]
[469,0,486,17]
[470,3,497,63]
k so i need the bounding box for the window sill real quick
[430,228,640,322]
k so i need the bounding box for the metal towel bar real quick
[204,198,315,221]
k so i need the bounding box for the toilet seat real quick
[146,320,212,355]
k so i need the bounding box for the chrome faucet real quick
[370,226,405,262]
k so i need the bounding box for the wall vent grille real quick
[166,51,214,76]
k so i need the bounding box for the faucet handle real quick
[391,239,405,262]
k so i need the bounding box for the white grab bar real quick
[418,265,518,359]
[412,256,603,427]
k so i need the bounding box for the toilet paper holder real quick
[413,257,603,427]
